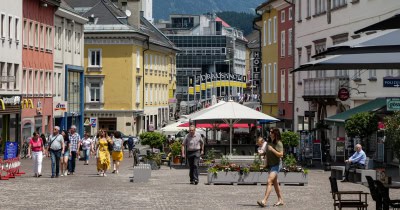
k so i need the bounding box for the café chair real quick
[375,180,400,210]
[329,176,369,210]
[366,176,382,210]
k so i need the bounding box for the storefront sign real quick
[338,88,350,101]
[4,142,18,160]
[336,137,345,157]
[383,78,400,87]
[387,98,400,111]
[53,101,68,115]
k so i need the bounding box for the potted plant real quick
[139,132,167,169]
[170,140,182,164]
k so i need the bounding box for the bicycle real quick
[20,142,29,159]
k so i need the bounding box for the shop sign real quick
[4,141,18,160]
[53,101,68,115]
[387,97,400,111]
[1,95,21,105]
[338,88,350,101]
[383,78,400,87]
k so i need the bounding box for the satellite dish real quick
[125,10,132,17]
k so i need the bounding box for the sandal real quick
[273,202,284,207]
[257,200,267,207]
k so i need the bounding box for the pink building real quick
[21,0,60,139]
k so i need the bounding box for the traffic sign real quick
[383,78,400,87]
[84,118,90,126]
[387,98,400,111]
[90,118,97,127]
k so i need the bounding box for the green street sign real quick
[387,98,400,111]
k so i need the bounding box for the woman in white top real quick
[81,132,93,165]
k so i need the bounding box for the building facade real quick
[21,0,60,142]
[66,0,177,135]
[294,0,400,158]
[157,14,248,114]
[0,0,23,148]
[54,1,86,135]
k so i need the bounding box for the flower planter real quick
[173,156,181,164]
[207,171,308,185]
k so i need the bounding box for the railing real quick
[303,76,349,97]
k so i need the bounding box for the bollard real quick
[131,163,151,183]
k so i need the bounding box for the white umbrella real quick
[192,101,279,155]
[160,120,188,136]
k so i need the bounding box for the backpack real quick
[113,138,122,151]
[128,137,134,147]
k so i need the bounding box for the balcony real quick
[303,76,349,101]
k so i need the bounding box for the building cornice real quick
[56,7,88,24]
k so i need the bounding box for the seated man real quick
[342,144,366,182]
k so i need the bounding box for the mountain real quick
[153,0,264,20]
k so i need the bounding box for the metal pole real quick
[228,60,231,100]
[229,119,232,156]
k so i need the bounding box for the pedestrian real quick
[127,135,134,158]
[95,130,111,176]
[181,125,204,185]
[40,134,47,151]
[48,126,64,178]
[341,144,366,182]
[111,131,124,174]
[60,130,70,176]
[68,125,81,175]
[81,132,93,165]
[257,128,284,207]
[27,132,45,177]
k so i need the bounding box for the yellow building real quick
[256,1,279,117]
[77,0,178,136]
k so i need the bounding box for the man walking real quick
[342,144,366,182]
[48,126,64,178]
[68,125,81,175]
[181,125,204,185]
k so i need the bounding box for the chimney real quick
[126,0,141,27]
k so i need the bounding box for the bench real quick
[354,169,376,183]
[331,166,345,180]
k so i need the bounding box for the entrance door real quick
[98,118,117,134]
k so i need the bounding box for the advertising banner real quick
[4,141,18,160]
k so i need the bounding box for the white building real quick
[294,0,400,157]
[54,1,87,132]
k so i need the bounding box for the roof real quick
[215,17,230,28]
[64,0,99,8]
[325,98,387,125]
[355,13,400,34]
[255,0,277,12]
[140,16,179,50]
[246,30,260,49]
[60,0,81,15]
[82,0,125,25]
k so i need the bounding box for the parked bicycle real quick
[20,141,29,159]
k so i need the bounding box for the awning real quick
[355,14,400,34]
[291,52,400,72]
[325,98,387,125]
[313,29,400,57]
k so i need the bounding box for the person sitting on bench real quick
[342,144,366,182]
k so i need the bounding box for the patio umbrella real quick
[160,120,189,136]
[313,29,400,57]
[355,13,400,34]
[191,101,279,155]
[292,52,400,72]
[178,122,259,129]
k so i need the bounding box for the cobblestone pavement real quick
[1,154,400,210]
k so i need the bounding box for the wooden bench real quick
[331,166,345,180]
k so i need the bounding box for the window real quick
[53,71,57,96]
[39,71,43,94]
[57,27,61,50]
[8,16,13,40]
[273,17,277,43]
[22,69,26,94]
[145,54,148,71]
[145,83,148,104]
[64,29,67,52]
[273,63,277,93]
[268,19,271,44]
[289,7,293,20]
[280,30,286,57]
[29,21,33,47]
[58,73,62,96]
[68,30,71,52]
[281,11,285,23]
[263,64,267,93]
[47,27,52,51]
[268,63,272,93]
[23,19,27,46]
[77,32,80,54]
[263,21,266,46]
[288,72,293,102]
[90,83,101,102]
[40,25,44,50]
[288,28,293,56]
[15,17,19,42]
[54,26,58,50]
[332,0,347,9]
[35,23,39,48]
[150,54,153,71]
[34,70,39,94]
[14,64,18,90]
[28,70,33,95]
[136,78,140,103]
[281,69,285,101]
[1,13,5,38]
[6,63,12,89]
[89,49,102,67]
[297,48,302,67]
[46,72,51,95]
[155,84,158,104]
[297,0,302,20]
[150,84,153,104]
[307,0,311,18]
[369,70,376,79]
[315,0,326,14]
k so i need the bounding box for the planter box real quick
[207,171,308,185]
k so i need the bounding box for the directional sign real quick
[387,98,400,111]
[383,78,400,87]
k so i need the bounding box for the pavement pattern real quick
[1,153,400,210]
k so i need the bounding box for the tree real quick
[345,112,379,154]
[384,111,400,159]
[139,132,167,150]
[281,131,300,155]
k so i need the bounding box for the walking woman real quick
[111,131,124,174]
[96,130,112,176]
[257,128,285,207]
[81,132,93,165]
[60,130,70,176]
[27,132,45,177]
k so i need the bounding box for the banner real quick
[188,76,194,95]
[195,75,201,92]
[201,75,206,90]
[4,141,18,160]
[206,73,212,89]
